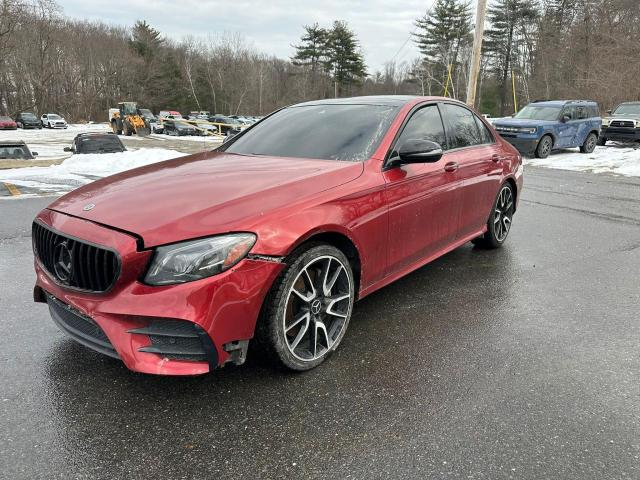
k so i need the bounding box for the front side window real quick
[441,103,482,149]
[561,106,575,120]
[392,104,447,153]
[576,107,588,120]
[224,104,399,162]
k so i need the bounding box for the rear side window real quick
[393,104,447,152]
[474,116,494,144]
[441,103,483,149]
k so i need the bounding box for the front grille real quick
[47,294,119,358]
[610,120,635,128]
[129,319,210,362]
[32,221,120,293]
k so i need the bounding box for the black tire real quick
[123,122,132,136]
[535,135,553,159]
[580,132,597,153]
[597,136,607,146]
[255,243,355,371]
[472,182,516,249]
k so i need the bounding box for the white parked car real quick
[41,113,68,129]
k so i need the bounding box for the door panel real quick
[452,145,502,239]
[383,162,461,274]
[557,106,578,147]
[382,103,460,276]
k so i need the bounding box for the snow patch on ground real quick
[524,144,640,177]
[1,148,186,195]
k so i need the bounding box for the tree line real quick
[408,0,640,116]
[1,0,639,121]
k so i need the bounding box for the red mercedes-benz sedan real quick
[32,96,523,375]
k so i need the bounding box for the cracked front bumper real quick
[33,209,284,375]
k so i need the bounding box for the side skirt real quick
[358,228,487,300]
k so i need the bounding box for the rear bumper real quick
[33,209,284,375]
[601,127,640,142]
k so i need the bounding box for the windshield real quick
[0,116,12,122]
[21,113,37,120]
[0,145,29,159]
[613,104,640,116]
[139,109,155,120]
[77,136,125,154]
[48,114,61,120]
[514,105,561,121]
[224,104,399,162]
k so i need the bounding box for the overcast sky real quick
[57,0,437,72]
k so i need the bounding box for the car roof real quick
[531,100,598,107]
[618,101,640,105]
[293,95,450,108]
[0,141,27,146]
[74,132,119,139]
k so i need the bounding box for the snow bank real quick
[0,148,187,194]
[525,144,640,177]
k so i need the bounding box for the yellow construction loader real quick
[109,102,150,136]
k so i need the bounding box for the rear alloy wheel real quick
[580,132,597,153]
[472,182,515,249]
[257,244,355,371]
[535,135,553,159]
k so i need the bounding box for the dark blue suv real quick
[493,100,601,158]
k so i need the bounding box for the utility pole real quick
[466,0,488,108]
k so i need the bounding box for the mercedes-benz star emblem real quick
[311,299,322,315]
[53,242,73,284]
[83,203,95,211]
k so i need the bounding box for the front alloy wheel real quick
[257,244,355,371]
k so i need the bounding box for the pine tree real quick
[413,0,472,94]
[484,0,539,115]
[292,23,329,76]
[129,20,163,62]
[325,21,366,97]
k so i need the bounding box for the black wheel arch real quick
[286,231,361,300]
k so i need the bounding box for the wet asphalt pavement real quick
[1,166,639,479]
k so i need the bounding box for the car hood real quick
[604,115,640,122]
[494,118,558,128]
[48,151,364,248]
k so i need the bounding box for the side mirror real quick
[395,139,443,165]
[606,110,612,115]
[32,151,39,156]
[561,115,571,123]
[63,146,72,152]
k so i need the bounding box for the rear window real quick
[224,104,399,162]
[76,136,125,154]
[0,145,29,159]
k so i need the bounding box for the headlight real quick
[602,119,610,127]
[519,127,537,134]
[144,233,256,285]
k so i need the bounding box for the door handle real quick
[492,154,502,162]
[444,162,459,172]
